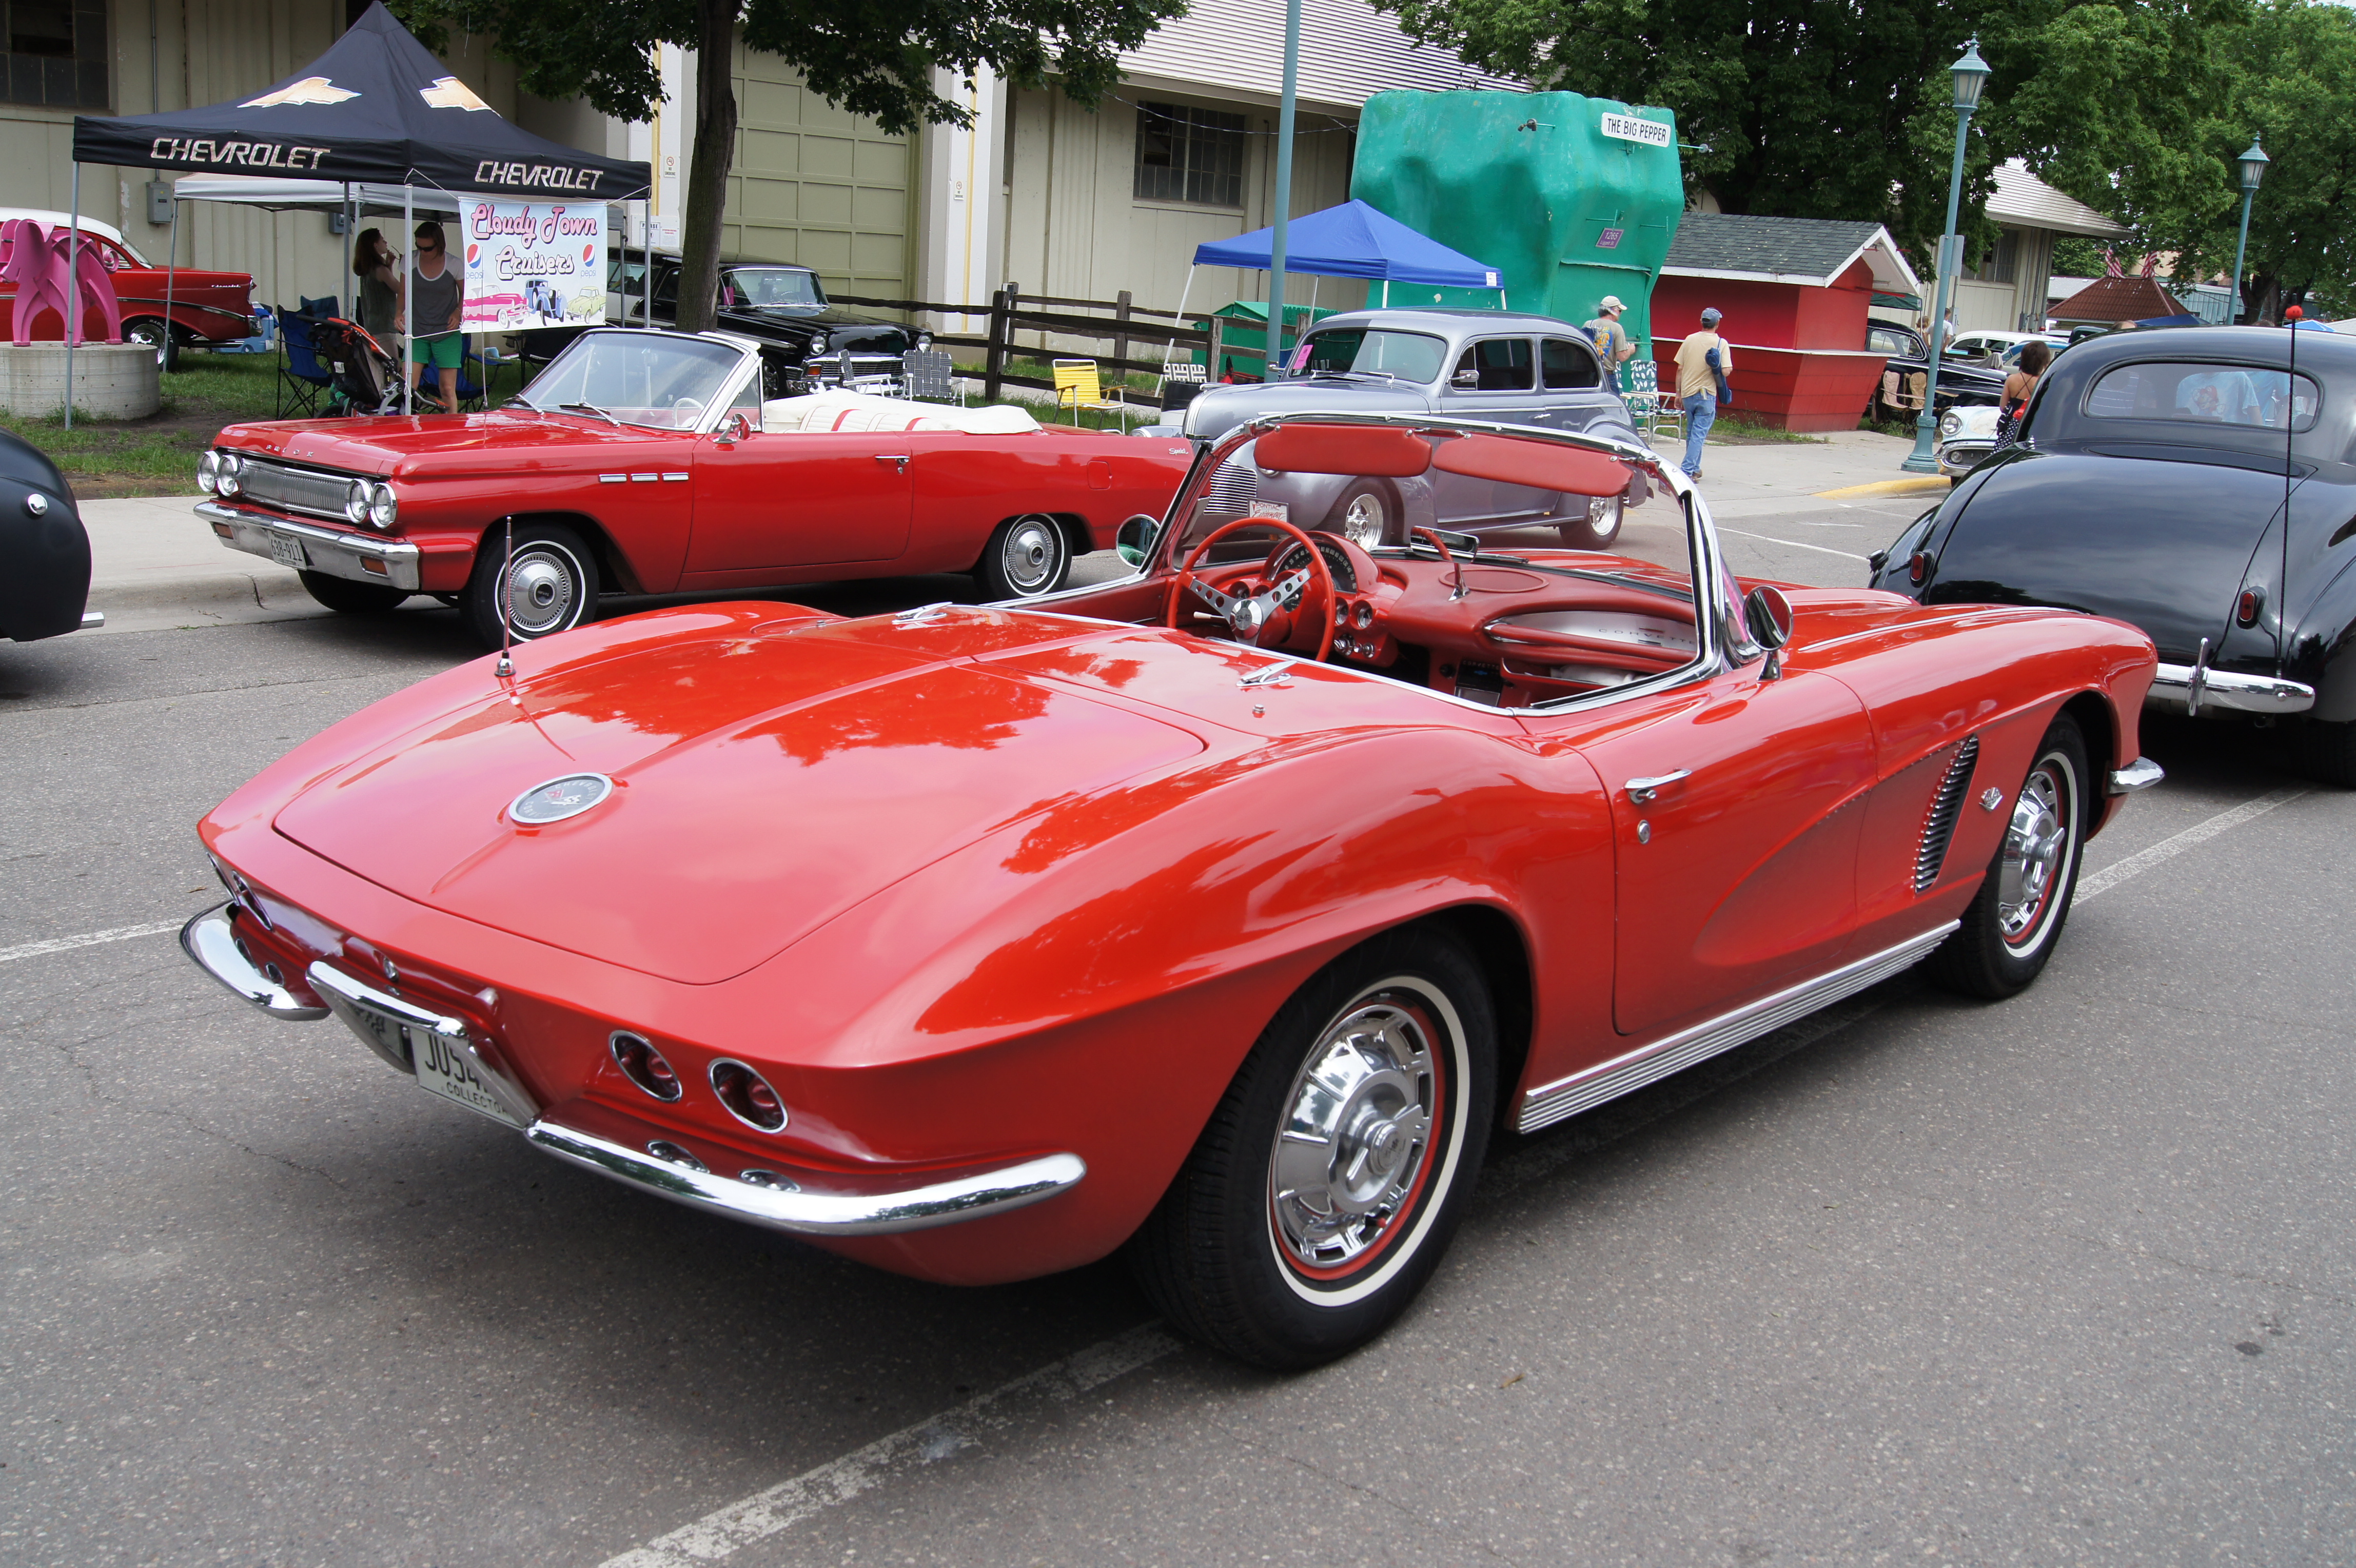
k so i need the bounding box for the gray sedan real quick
[1173,309,1653,550]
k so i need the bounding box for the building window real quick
[4,0,106,107]
[1136,102,1246,208]
[1972,228,2019,285]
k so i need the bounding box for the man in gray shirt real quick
[405,220,464,413]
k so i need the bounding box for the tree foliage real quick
[392,0,1183,328]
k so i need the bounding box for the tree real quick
[2023,0,2356,320]
[1372,0,2250,276]
[392,0,1184,330]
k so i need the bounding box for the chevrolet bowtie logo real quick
[241,76,359,108]
[419,75,492,112]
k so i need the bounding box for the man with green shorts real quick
[405,220,464,413]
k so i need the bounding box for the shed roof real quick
[1986,161,2128,239]
[2050,274,2189,323]
[1661,214,1919,296]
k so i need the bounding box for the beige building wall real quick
[3,0,516,317]
[722,46,911,299]
[999,85,1361,346]
[1949,225,2056,334]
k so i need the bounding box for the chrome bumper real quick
[1936,443,1991,476]
[180,903,327,1020]
[181,900,1086,1237]
[2107,756,2164,795]
[198,499,422,592]
[2148,662,2314,716]
[526,1124,1088,1238]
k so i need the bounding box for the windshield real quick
[2085,360,2320,433]
[514,332,743,429]
[720,267,826,309]
[1295,329,1447,383]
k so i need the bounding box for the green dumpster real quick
[1192,301,1337,381]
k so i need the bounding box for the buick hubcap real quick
[1270,996,1438,1272]
[1996,761,2071,944]
[505,550,577,636]
[1003,518,1061,592]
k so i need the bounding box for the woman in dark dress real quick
[1993,340,2052,452]
[351,228,401,343]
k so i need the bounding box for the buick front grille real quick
[238,459,357,522]
[1915,735,1980,892]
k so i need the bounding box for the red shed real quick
[1651,215,1921,431]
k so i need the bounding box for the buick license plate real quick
[266,532,307,570]
[1247,501,1290,523]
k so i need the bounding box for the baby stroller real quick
[312,317,404,416]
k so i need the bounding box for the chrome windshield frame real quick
[512,326,759,436]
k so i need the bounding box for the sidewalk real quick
[77,493,332,634]
[1641,426,1951,517]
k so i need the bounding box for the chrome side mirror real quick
[1115,514,1157,568]
[713,411,753,445]
[1744,583,1795,680]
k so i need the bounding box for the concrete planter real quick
[0,342,162,420]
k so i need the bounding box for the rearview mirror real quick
[1116,514,1157,568]
[1744,583,1795,680]
[713,411,753,444]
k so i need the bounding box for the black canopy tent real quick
[65,2,651,416]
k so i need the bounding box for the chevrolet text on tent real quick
[147,139,334,170]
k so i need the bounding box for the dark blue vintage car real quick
[1,428,97,644]
[1870,325,2356,784]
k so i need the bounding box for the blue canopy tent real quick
[1171,200,1505,383]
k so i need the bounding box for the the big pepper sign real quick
[461,199,605,331]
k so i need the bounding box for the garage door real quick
[727,47,911,300]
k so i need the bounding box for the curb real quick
[1813,477,1954,500]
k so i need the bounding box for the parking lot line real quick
[591,780,2323,1565]
[0,917,189,966]
[1714,526,1870,560]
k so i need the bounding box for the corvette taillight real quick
[611,1031,682,1102]
[2236,587,2266,628]
[710,1059,788,1132]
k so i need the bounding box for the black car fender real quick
[0,431,93,643]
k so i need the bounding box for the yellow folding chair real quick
[1052,358,1128,428]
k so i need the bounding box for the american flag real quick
[2104,248,2124,278]
[2139,252,2158,278]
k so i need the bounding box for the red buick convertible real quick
[182,414,2161,1368]
[195,327,1190,645]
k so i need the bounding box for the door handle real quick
[1624,770,1691,805]
[875,453,910,472]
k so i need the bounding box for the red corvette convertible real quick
[182,414,2162,1368]
[194,327,1191,646]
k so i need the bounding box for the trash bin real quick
[1192,301,1336,381]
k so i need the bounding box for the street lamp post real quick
[1902,39,1993,475]
[2230,138,2268,324]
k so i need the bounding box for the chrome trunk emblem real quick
[508,772,615,826]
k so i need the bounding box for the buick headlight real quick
[197,450,220,494]
[1939,410,1961,439]
[343,478,371,524]
[366,482,397,530]
[217,453,244,496]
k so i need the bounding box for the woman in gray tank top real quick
[405,221,465,413]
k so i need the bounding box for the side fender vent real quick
[1915,734,1980,893]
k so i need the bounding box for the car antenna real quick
[2283,307,2298,677]
[495,515,517,689]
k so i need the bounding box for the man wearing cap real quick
[1585,295,1637,391]
[1673,308,1732,480]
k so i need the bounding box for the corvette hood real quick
[271,615,1206,984]
[219,411,681,478]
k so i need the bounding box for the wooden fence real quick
[827,284,1230,402]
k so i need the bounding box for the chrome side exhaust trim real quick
[526,1121,1087,1237]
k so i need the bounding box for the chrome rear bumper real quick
[2148,662,2314,716]
[180,901,1085,1236]
[198,500,422,591]
[2107,757,2165,795]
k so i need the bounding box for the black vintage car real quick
[0,428,97,643]
[1870,325,2356,784]
[524,257,920,383]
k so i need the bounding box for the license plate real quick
[266,532,307,570]
[1247,501,1290,522]
[408,1025,528,1128]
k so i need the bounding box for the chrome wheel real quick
[1339,490,1386,548]
[504,543,584,636]
[995,515,1066,596]
[1269,989,1442,1276]
[1996,754,2077,949]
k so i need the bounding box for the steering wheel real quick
[1167,517,1337,662]
[672,397,705,427]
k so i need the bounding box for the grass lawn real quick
[1,353,281,499]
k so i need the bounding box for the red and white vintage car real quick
[0,209,255,362]
[182,414,2162,1367]
[195,327,1192,645]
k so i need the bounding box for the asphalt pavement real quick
[6,436,2348,1566]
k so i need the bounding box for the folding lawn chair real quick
[1052,358,1128,428]
[274,308,335,418]
[1624,360,1685,444]
[900,347,963,404]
